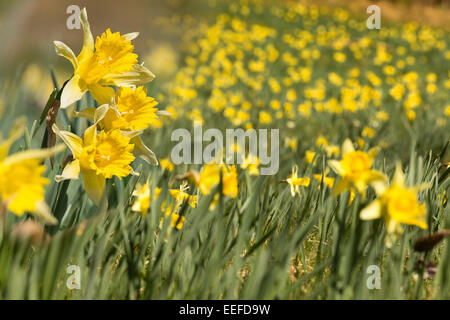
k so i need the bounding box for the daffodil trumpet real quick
[54,8,155,109]
[0,117,65,225]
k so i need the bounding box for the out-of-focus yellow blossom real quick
[316,136,328,147]
[198,163,238,198]
[389,83,405,101]
[305,150,317,165]
[144,43,178,78]
[313,169,335,188]
[403,91,421,110]
[259,111,272,124]
[182,163,238,199]
[426,73,437,82]
[54,8,154,108]
[444,105,450,117]
[285,137,298,151]
[132,182,161,217]
[241,154,260,175]
[426,83,437,94]
[406,109,416,122]
[284,165,310,196]
[360,163,428,246]
[376,111,389,121]
[0,118,64,224]
[159,158,175,172]
[333,52,346,63]
[362,127,376,139]
[328,139,386,196]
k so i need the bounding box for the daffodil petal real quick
[392,162,406,187]
[33,201,58,225]
[368,146,380,160]
[78,7,94,62]
[82,170,106,205]
[83,123,97,147]
[332,179,350,196]
[52,124,83,158]
[371,179,387,196]
[94,104,109,123]
[55,159,80,182]
[0,117,26,161]
[105,64,155,87]
[342,139,355,155]
[89,84,115,106]
[81,106,108,147]
[360,200,382,220]
[3,144,65,166]
[157,110,171,116]
[121,130,143,139]
[328,160,344,175]
[54,41,78,70]
[60,75,85,109]
[132,136,158,165]
[73,107,96,121]
[124,32,139,41]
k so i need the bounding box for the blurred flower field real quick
[0,0,449,299]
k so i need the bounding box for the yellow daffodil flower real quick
[328,139,386,196]
[360,163,429,246]
[284,165,310,196]
[53,107,135,205]
[54,8,154,109]
[0,118,64,225]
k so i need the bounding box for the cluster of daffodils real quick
[284,138,429,245]
[53,8,160,205]
[159,3,449,131]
